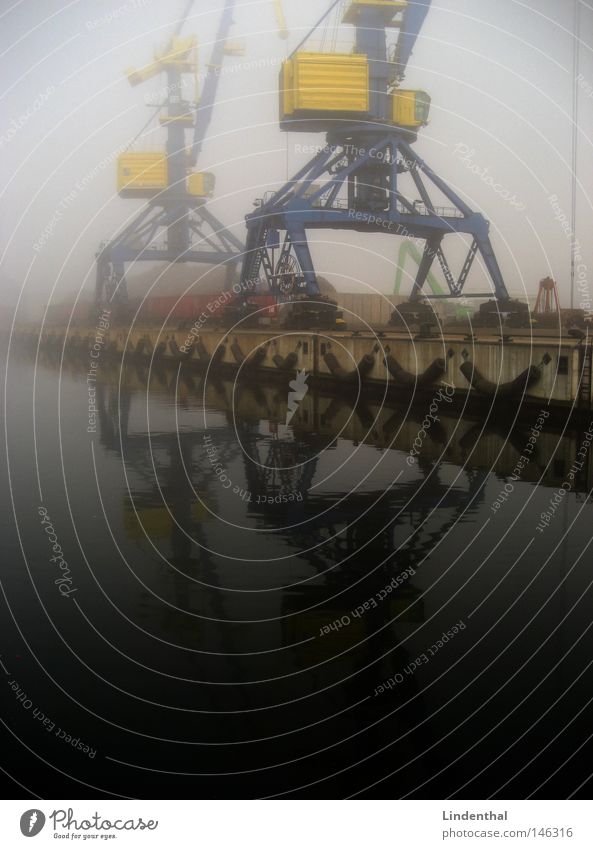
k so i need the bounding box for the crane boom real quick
[189,0,236,167]
[173,0,196,39]
[393,0,432,81]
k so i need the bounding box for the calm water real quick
[1,345,593,799]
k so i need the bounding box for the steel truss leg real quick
[411,237,441,300]
[399,139,508,299]
[242,218,268,285]
[286,224,317,294]
[474,233,508,300]
[240,133,509,302]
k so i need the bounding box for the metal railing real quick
[397,202,465,219]
[255,193,466,220]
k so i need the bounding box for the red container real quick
[136,293,278,322]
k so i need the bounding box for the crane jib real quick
[393,0,433,80]
[190,0,237,168]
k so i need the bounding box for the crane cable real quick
[330,2,343,53]
[319,1,344,54]
[570,0,581,309]
[123,105,162,152]
[289,0,343,58]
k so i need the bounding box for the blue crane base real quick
[240,127,510,306]
[94,197,244,318]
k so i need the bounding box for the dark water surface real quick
[2,347,593,799]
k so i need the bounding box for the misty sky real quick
[1,0,592,317]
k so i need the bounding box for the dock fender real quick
[323,343,376,383]
[232,338,268,368]
[272,341,301,371]
[168,337,192,360]
[460,422,541,460]
[236,382,270,413]
[179,370,198,392]
[134,337,149,357]
[67,334,81,351]
[384,346,450,387]
[319,397,346,428]
[231,338,245,364]
[210,344,226,368]
[355,402,381,439]
[382,408,406,441]
[248,343,269,369]
[196,340,210,362]
[459,349,546,397]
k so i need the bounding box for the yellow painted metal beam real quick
[273,0,288,39]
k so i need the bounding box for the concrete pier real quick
[17,324,593,412]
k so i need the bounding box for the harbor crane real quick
[238,0,512,327]
[94,1,287,317]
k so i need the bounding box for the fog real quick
[1,0,592,322]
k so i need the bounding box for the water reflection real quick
[2,347,593,798]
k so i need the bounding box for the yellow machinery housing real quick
[392,89,431,128]
[117,153,214,199]
[280,52,430,131]
[281,52,369,126]
[118,153,167,197]
[188,171,215,197]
